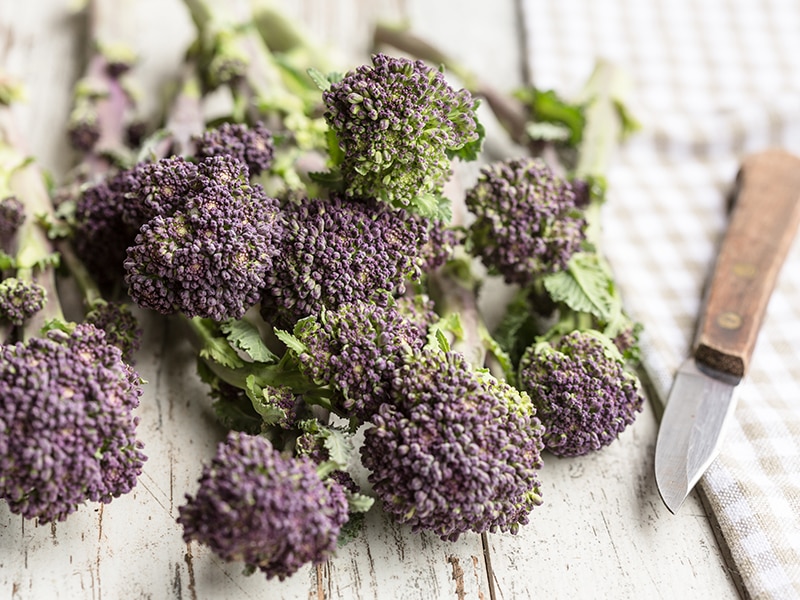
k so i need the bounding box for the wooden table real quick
[0,0,743,598]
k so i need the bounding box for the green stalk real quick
[0,107,64,340]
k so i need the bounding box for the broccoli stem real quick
[0,108,64,339]
[55,239,103,307]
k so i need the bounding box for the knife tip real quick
[657,484,687,514]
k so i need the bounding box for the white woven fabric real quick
[523,1,800,598]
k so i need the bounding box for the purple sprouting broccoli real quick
[260,195,430,327]
[465,157,587,286]
[0,278,46,326]
[292,300,428,421]
[177,431,349,580]
[125,155,283,321]
[361,350,545,541]
[72,156,200,291]
[393,293,439,334]
[0,323,146,522]
[193,121,275,176]
[323,53,482,215]
[517,330,645,457]
[83,299,143,364]
[0,196,24,246]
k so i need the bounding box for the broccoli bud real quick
[465,157,587,285]
[361,350,545,541]
[0,277,46,326]
[125,155,283,321]
[323,53,481,213]
[517,330,644,457]
[83,299,143,364]
[193,121,275,176]
[293,300,428,421]
[177,431,348,580]
[0,323,146,522]
[260,195,430,327]
[0,195,24,245]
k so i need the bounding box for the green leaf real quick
[274,328,307,355]
[542,252,621,322]
[515,86,586,146]
[525,121,572,143]
[308,167,344,191]
[322,427,351,468]
[345,490,374,513]
[0,250,15,270]
[211,397,263,434]
[307,67,332,91]
[193,318,246,369]
[337,512,365,547]
[220,319,278,363]
[245,378,289,426]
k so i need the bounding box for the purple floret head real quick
[0,278,46,326]
[194,122,275,176]
[124,156,283,321]
[0,196,24,242]
[323,53,481,212]
[260,195,429,327]
[517,330,645,457]
[177,431,349,580]
[0,323,146,522]
[83,300,143,364]
[361,350,545,541]
[465,157,587,285]
[293,300,428,421]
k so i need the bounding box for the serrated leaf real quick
[211,397,263,434]
[337,511,364,547]
[345,490,374,513]
[307,67,332,91]
[321,427,351,468]
[244,375,287,425]
[220,319,278,363]
[426,312,463,351]
[309,167,344,190]
[194,318,246,369]
[543,252,620,322]
[274,328,307,355]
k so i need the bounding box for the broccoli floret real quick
[361,350,544,541]
[293,300,428,421]
[0,278,46,326]
[465,157,586,285]
[260,195,429,327]
[193,121,275,176]
[83,299,142,364]
[125,155,283,321]
[0,323,146,522]
[323,53,481,214]
[177,431,348,580]
[0,196,24,245]
[517,330,644,457]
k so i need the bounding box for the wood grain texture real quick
[695,149,800,378]
[0,0,743,598]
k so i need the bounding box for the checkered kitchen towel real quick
[523,0,800,598]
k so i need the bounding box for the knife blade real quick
[655,148,800,513]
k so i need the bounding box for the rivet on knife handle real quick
[694,149,800,379]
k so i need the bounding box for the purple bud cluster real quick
[194,122,275,176]
[84,300,143,363]
[361,350,545,541]
[260,195,429,326]
[323,53,480,209]
[177,431,348,580]
[0,278,46,326]
[124,156,283,321]
[0,196,24,243]
[0,324,146,522]
[517,331,645,457]
[465,157,587,285]
[293,301,428,421]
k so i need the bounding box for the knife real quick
[654,148,800,513]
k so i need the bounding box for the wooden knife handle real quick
[695,149,800,379]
